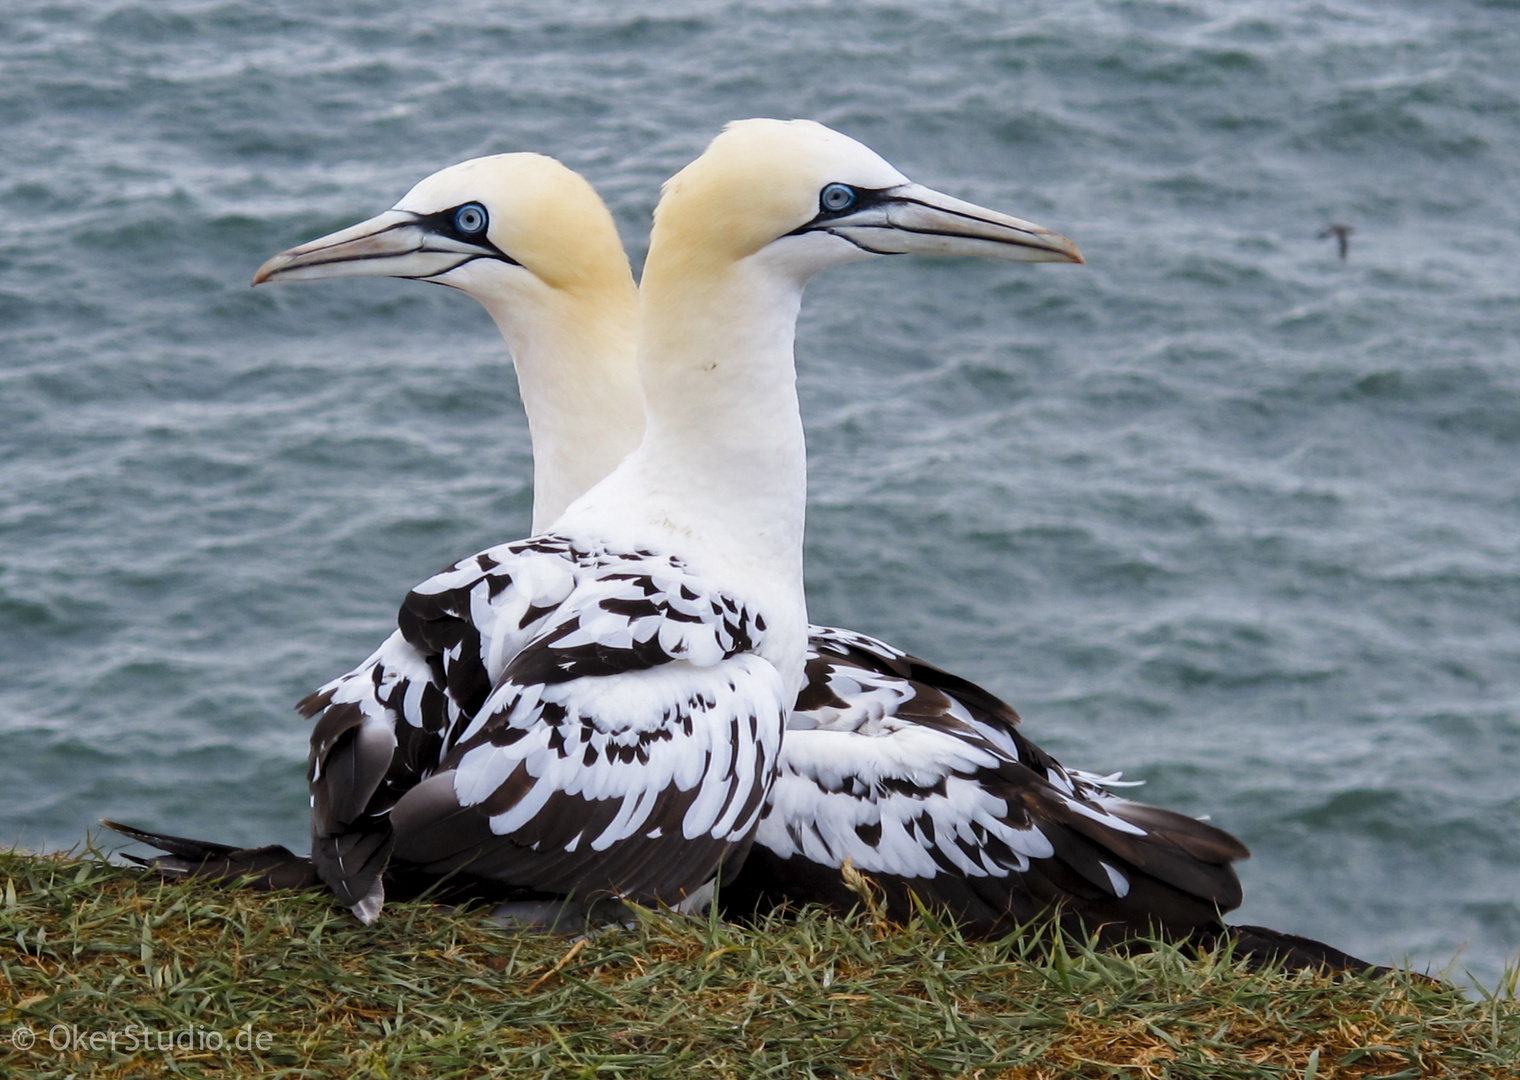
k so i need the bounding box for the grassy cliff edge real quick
[1,848,1515,1079]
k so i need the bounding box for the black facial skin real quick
[405,202,521,277]
[407,203,518,262]
[787,183,897,252]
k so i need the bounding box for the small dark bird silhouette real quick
[1319,223,1353,260]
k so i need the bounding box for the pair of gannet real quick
[218,119,1247,940]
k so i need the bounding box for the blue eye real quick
[820,183,856,212]
[454,203,488,235]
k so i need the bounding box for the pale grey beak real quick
[252,209,512,286]
[806,183,1083,264]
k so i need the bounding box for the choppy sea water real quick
[2,0,1517,986]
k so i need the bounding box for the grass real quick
[1,847,1516,1079]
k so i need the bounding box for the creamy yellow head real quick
[252,152,635,305]
[253,153,644,533]
[393,153,632,297]
[643,118,1082,296]
[650,119,908,270]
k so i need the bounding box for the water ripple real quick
[0,0,1516,987]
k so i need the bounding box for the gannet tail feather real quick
[102,820,552,911]
[1201,924,1403,978]
[102,820,321,892]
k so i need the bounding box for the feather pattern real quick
[723,625,1250,939]
[303,533,787,919]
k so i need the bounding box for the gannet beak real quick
[803,183,1083,264]
[252,210,513,286]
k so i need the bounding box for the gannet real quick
[237,125,1249,940]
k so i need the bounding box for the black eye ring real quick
[820,183,856,213]
[453,203,488,235]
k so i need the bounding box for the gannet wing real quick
[302,627,452,919]
[728,626,1247,937]
[339,536,789,910]
[300,538,611,917]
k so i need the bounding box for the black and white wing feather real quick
[302,628,452,919]
[724,626,1248,940]
[303,535,787,921]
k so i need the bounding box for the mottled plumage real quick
[723,627,1247,939]
[299,535,786,920]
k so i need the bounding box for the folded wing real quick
[725,626,1248,940]
[305,535,787,921]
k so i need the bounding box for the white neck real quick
[554,252,811,693]
[634,259,808,586]
[474,282,644,532]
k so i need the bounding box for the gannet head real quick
[255,154,644,534]
[251,153,634,304]
[647,118,1082,285]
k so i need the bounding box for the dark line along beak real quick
[251,209,515,287]
[802,183,1084,264]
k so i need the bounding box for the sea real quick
[1,0,1516,988]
